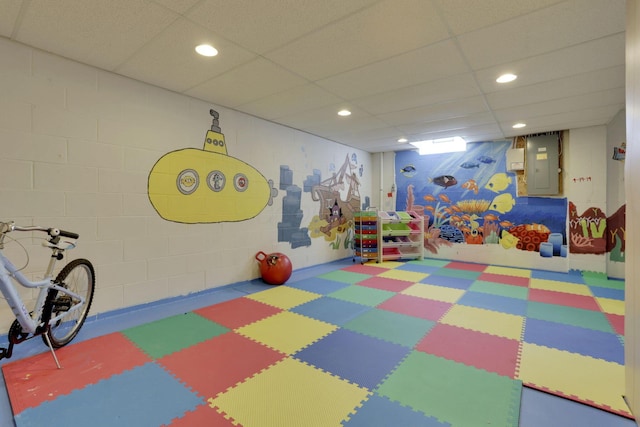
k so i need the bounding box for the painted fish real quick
[425,205,435,212]
[423,194,436,202]
[461,179,479,194]
[451,205,461,212]
[485,173,512,193]
[499,220,514,228]
[478,156,496,164]
[500,230,519,249]
[460,161,480,169]
[430,175,457,188]
[484,213,499,221]
[400,165,416,175]
[489,193,516,214]
[439,193,451,203]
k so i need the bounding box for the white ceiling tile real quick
[186,58,309,108]
[115,18,256,93]
[14,0,179,70]
[457,0,625,69]
[353,74,481,115]
[485,66,625,110]
[398,112,497,135]
[378,96,490,127]
[150,0,201,14]
[237,84,343,121]
[187,0,379,54]
[315,40,469,99]
[0,0,22,37]
[434,0,564,35]
[265,0,451,81]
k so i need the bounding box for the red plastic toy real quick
[255,251,292,285]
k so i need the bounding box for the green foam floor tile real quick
[123,312,229,359]
[328,285,395,307]
[581,271,625,290]
[377,351,521,427]
[433,268,482,280]
[527,301,614,333]
[470,280,529,300]
[319,270,373,284]
[344,309,435,347]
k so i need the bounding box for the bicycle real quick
[0,221,95,368]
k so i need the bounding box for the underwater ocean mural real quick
[148,110,278,223]
[396,141,567,258]
[279,153,362,250]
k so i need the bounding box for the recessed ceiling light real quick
[398,138,408,143]
[195,44,218,57]
[512,123,527,129]
[337,109,351,117]
[496,73,517,83]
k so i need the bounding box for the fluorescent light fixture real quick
[410,136,466,155]
[398,137,408,143]
[496,73,517,83]
[512,122,526,129]
[337,109,351,116]
[195,44,218,57]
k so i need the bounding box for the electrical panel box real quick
[526,134,559,195]
[506,148,525,171]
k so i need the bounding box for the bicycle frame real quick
[0,248,86,336]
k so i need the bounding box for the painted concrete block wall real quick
[0,38,372,331]
[563,126,608,273]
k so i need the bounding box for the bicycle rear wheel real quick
[43,258,95,348]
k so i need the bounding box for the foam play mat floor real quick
[2,259,629,426]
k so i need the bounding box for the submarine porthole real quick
[177,169,199,195]
[233,173,248,192]
[207,170,226,192]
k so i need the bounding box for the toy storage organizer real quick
[354,210,424,263]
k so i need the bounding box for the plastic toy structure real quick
[255,251,292,285]
[148,109,277,224]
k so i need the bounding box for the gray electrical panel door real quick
[526,134,559,195]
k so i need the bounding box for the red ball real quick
[255,252,292,285]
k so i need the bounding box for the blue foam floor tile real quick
[343,393,450,427]
[523,318,624,364]
[290,296,371,326]
[395,262,442,274]
[421,274,474,290]
[294,328,410,390]
[590,286,625,301]
[286,276,351,294]
[519,387,636,427]
[457,291,528,316]
[14,362,202,427]
[530,270,586,284]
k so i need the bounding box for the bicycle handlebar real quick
[0,222,79,240]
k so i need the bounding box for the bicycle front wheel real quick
[43,258,95,348]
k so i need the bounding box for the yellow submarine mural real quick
[148,109,277,223]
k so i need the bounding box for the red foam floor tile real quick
[195,297,282,329]
[158,331,286,399]
[342,264,389,275]
[415,323,520,378]
[528,288,600,311]
[445,261,488,272]
[377,293,452,322]
[477,272,530,287]
[2,332,150,415]
[356,276,414,292]
[167,403,238,426]
[607,313,624,335]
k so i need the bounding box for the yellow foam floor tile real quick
[484,265,531,278]
[377,269,429,283]
[518,343,629,416]
[401,283,465,303]
[529,278,592,296]
[596,297,624,315]
[440,305,524,340]
[209,357,370,427]
[236,311,337,354]
[246,286,321,309]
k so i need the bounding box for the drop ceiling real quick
[0,0,626,153]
